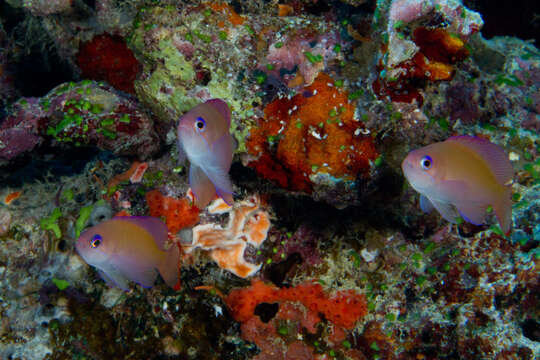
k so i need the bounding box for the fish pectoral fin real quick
[97,266,130,291]
[420,195,434,213]
[123,266,158,289]
[430,199,460,224]
[456,202,487,226]
[177,139,187,165]
[189,164,216,209]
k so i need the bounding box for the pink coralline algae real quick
[0,81,160,163]
[264,29,343,87]
[389,0,483,36]
[0,99,43,163]
[274,225,323,267]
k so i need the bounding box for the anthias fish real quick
[177,99,234,209]
[402,136,513,234]
[75,216,180,291]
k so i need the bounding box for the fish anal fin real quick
[125,267,158,288]
[431,199,460,224]
[456,202,487,226]
[190,164,216,209]
[202,162,234,201]
[216,187,234,205]
[97,266,130,291]
[158,243,180,288]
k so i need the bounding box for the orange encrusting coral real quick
[246,73,378,192]
[402,28,468,82]
[373,27,469,104]
[206,2,245,26]
[145,190,199,234]
[4,191,22,205]
[277,4,294,17]
[226,280,367,329]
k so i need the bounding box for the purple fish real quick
[75,216,180,291]
[177,99,234,209]
[402,136,513,234]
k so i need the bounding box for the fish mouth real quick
[401,158,413,177]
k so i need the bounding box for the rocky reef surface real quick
[0,0,538,359]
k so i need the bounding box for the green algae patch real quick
[40,208,63,239]
[75,204,94,238]
[52,278,70,291]
[157,39,195,82]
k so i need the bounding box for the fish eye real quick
[420,155,432,170]
[195,116,206,132]
[90,234,102,248]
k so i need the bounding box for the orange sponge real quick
[145,190,199,233]
[225,280,367,329]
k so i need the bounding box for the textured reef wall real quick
[0,0,539,359]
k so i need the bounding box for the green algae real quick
[75,204,94,238]
[40,208,63,239]
[51,278,70,291]
[157,40,196,82]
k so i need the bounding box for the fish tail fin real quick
[494,186,513,235]
[158,243,181,289]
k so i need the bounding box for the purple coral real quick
[0,99,44,163]
[275,225,323,267]
[0,81,160,165]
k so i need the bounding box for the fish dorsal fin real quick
[446,136,513,185]
[113,216,168,250]
[206,99,231,127]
